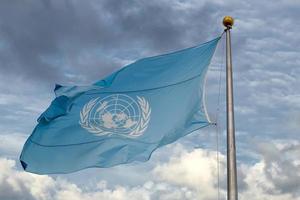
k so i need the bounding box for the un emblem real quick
[79,94,151,137]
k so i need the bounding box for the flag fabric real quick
[20,37,220,174]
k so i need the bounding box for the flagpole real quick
[223,16,238,200]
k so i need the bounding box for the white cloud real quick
[0,140,300,200]
[153,145,226,200]
[0,157,196,200]
[239,162,298,200]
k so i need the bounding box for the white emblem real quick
[79,94,151,137]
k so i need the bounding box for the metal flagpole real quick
[223,16,238,200]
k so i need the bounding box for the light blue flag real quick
[20,37,220,174]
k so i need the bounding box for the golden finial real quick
[223,16,234,28]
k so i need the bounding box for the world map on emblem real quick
[79,94,151,137]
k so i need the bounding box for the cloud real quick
[1,140,299,200]
[153,142,300,200]
[153,145,226,200]
[0,157,196,200]
[0,158,55,200]
[0,0,221,85]
[254,140,300,195]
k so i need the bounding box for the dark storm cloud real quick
[0,0,114,83]
[0,0,222,85]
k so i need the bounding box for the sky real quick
[0,0,300,200]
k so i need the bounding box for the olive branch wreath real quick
[79,96,151,137]
[129,96,151,137]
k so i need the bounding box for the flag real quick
[20,37,220,174]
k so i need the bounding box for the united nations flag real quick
[20,37,220,174]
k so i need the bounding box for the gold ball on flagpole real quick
[223,16,234,28]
